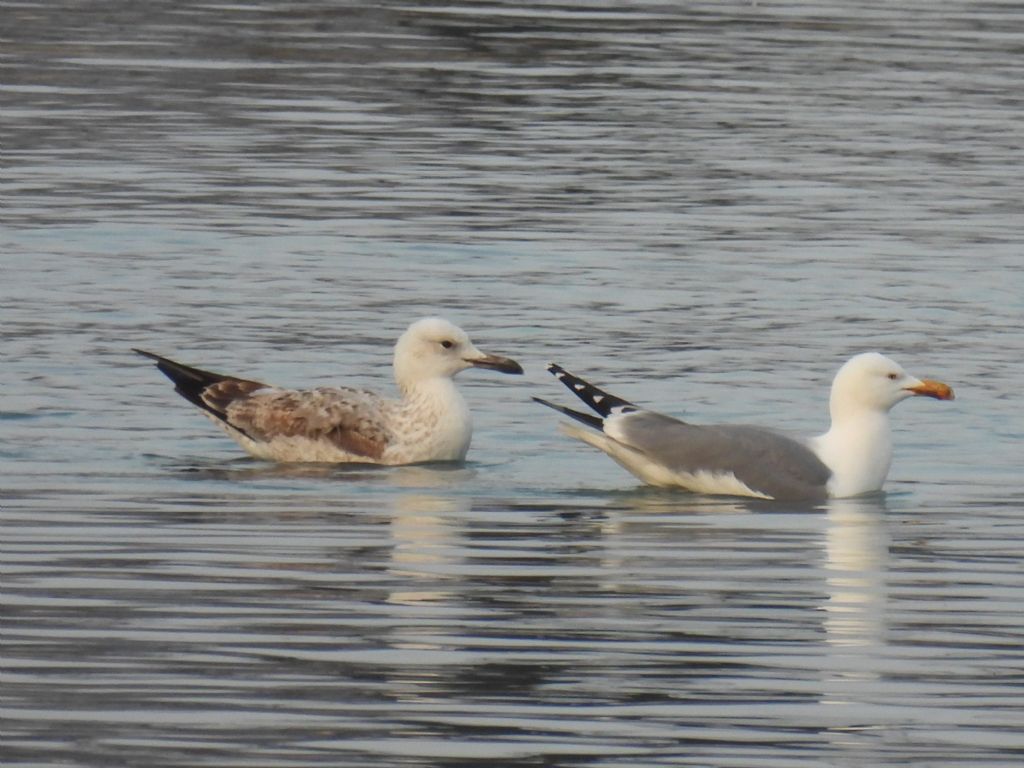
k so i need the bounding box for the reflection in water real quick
[385,465,477,619]
[823,497,888,652]
[387,491,464,613]
[821,494,889,742]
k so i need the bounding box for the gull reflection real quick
[387,493,465,612]
[823,496,888,649]
[820,496,891,757]
[385,466,472,612]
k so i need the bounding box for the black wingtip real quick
[135,348,231,415]
[542,363,637,418]
[532,396,604,431]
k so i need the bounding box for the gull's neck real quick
[812,404,893,498]
[399,375,464,405]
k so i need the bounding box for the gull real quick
[534,353,954,500]
[136,317,523,465]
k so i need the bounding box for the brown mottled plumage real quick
[226,388,391,460]
[135,318,522,465]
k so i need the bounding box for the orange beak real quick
[906,378,955,400]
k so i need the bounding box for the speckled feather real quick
[136,317,522,465]
[223,387,395,462]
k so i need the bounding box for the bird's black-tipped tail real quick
[134,348,265,426]
[134,349,225,409]
[544,363,638,418]
[532,397,604,431]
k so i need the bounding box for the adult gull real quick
[136,317,523,465]
[534,353,953,500]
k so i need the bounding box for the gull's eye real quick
[887,372,900,380]
[440,340,454,349]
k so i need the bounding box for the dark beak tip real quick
[469,355,523,375]
[492,359,524,375]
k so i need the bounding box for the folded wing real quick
[608,411,832,501]
[224,387,393,461]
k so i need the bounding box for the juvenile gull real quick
[136,317,522,465]
[534,353,954,501]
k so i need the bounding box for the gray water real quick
[3,2,1023,766]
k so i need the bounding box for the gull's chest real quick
[815,421,893,497]
[386,389,473,463]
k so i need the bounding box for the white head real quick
[392,317,522,392]
[829,352,954,422]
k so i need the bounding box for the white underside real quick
[560,423,772,500]
[229,427,380,464]
[215,420,471,465]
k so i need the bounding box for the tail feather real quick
[545,363,638,418]
[134,348,262,423]
[532,396,604,431]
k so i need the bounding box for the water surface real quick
[3,2,1023,766]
